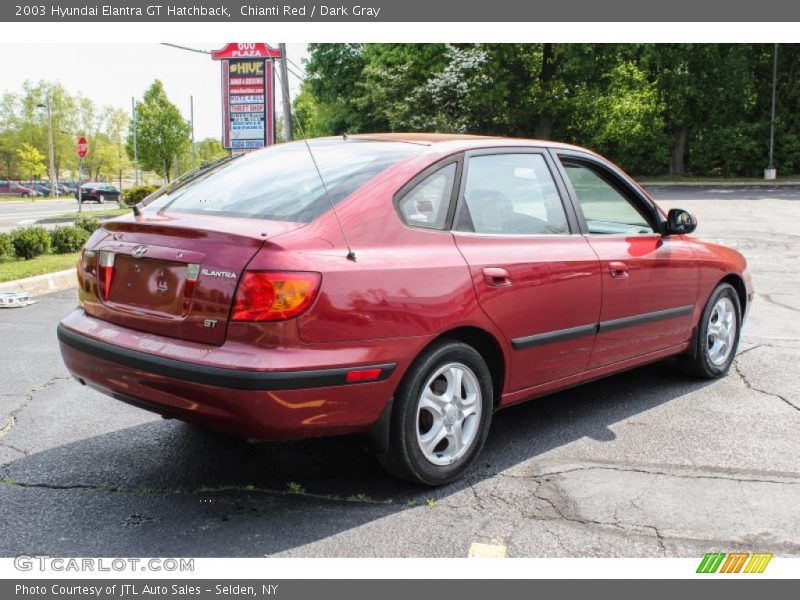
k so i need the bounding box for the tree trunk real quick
[670,125,689,176]
[535,115,554,139]
[535,43,557,140]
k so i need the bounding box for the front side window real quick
[561,161,654,235]
[397,163,456,229]
[456,153,569,235]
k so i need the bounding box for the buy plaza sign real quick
[212,43,282,151]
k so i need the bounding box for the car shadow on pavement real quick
[0,359,715,557]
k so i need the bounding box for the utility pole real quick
[37,93,56,198]
[131,97,140,186]
[765,43,779,181]
[279,43,293,142]
[190,95,196,169]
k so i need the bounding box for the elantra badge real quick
[201,268,237,279]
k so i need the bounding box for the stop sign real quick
[76,136,88,159]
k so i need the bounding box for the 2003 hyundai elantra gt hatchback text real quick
[57,134,753,485]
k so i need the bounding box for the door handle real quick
[609,261,629,279]
[483,267,512,287]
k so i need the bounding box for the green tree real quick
[126,80,190,182]
[193,137,229,165]
[16,143,46,182]
[102,107,130,187]
[302,43,368,134]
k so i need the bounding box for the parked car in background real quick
[0,181,36,198]
[57,135,753,485]
[77,182,120,203]
[28,182,52,196]
[59,183,77,195]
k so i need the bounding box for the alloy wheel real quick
[707,296,736,366]
[415,362,482,466]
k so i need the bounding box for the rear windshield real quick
[153,139,421,223]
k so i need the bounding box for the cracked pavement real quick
[1,185,799,557]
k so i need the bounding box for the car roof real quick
[345,132,592,154]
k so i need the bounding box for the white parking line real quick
[468,542,507,558]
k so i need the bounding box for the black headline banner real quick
[2,579,796,600]
[3,0,800,22]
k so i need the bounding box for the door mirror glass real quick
[666,208,697,235]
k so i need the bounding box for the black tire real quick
[678,283,741,379]
[98,194,106,204]
[377,339,493,486]
[21,193,29,198]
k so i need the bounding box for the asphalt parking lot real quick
[1,185,799,558]
[0,198,121,232]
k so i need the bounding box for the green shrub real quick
[122,184,159,207]
[0,232,13,259]
[11,226,51,260]
[50,225,90,254]
[73,215,100,235]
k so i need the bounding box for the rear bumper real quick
[57,311,415,440]
[58,325,395,391]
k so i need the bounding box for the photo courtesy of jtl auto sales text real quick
[0,0,799,597]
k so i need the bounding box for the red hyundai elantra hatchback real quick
[58,134,753,485]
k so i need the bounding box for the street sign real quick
[76,136,88,159]
[212,44,282,150]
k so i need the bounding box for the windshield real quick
[155,139,421,223]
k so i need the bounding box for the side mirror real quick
[665,208,697,235]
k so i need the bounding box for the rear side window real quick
[456,153,569,235]
[160,140,420,223]
[396,163,456,230]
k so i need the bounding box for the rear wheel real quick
[678,283,741,378]
[377,340,493,485]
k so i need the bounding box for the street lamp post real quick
[37,94,57,198]
[190,95,196,170]
[765,43,779,181]
[131,97,140,186]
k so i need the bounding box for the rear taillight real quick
[98,250,115,300]
[231,271,320,321]
[77,249,96,298]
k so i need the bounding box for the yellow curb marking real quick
[468,542,507,558]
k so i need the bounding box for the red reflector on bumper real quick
[345,368,383,383]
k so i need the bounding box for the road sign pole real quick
[77,158,82,213]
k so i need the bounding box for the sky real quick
[0,43,309,141]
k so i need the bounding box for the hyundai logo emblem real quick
[132,245,149,258]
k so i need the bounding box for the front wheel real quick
[98,194,106,204]
[377,340,493,485]
[678,283,741,378]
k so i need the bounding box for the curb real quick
[640,181,800,187]
[0,268,77,298]
[36,208,126,226]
